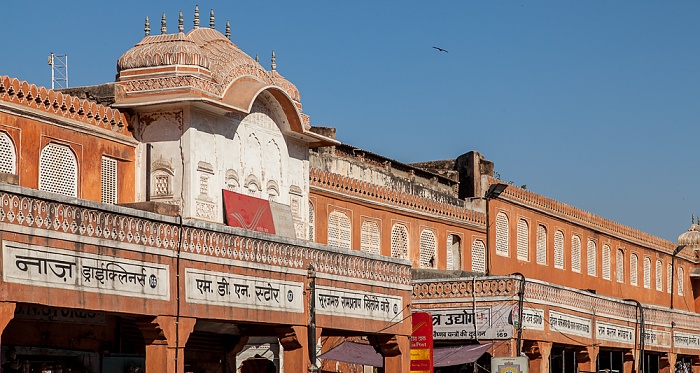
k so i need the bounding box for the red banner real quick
[411,312,434,373]
[222,190,276,234]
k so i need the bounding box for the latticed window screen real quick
[667,263,672,294]
[360,220,381,255]
[39,143,78,197]
[643,257,651,289]
[495,212,509,257]
[446,235,462,271]
[678,267,684,296]
[327,210,351,250]
[419,229,437,268]
[517,219,529,261]
[656,260,663,292]
[554,230,564,269]
[536,225,547,265]
[616,249,625,283]
[308,201,315,241]
[0,132,16,174]
[630,254,638,286]
[587,240,596,276]
[471,240,486,273]
[101,157,118,204]
[391,223,409,259]
[571,236,581,273]
[602,245,611,280]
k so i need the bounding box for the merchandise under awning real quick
[318,341,492,368]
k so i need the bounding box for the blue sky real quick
[2,1,699,242]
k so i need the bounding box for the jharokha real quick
[0,7,698,373]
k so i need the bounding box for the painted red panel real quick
[411,311,434,373]
[222,190,276,234]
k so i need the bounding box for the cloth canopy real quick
[318,341,492,368]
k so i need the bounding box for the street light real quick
[670,245,686,310]
[485,183,508,275]
[624,298,644,373]
[512,272,526,357]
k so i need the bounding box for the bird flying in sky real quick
[432,46,448,53]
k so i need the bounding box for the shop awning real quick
[318,341,492,368]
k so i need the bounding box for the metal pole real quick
[485,197,490,275]
[624,299,644,373]
[308,264,319,373]
[513,272,525,357]
[670,245,686,310]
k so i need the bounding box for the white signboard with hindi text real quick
[315,285,404,322]
[548,310,592,338]
[674,331,700,350]
[428,304,514,340]
[595,321,635,345]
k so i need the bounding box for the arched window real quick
[643,257,651,289]
[571,236,581,273]
[536,225,547,265]
[447,234,462,271]
[471,240,486,273]
[495,212,509,257]
[616,249,625,283]
[667,263,672,294]
[308,201,315,241]
[39,142,78,197]
[101,156,118,204]
[0,132,17,174]
[360,220,381,255]
[419,229,437,268]
[630,253,638,286]
[678,266,685,296]
[655,259,663,291]
[517,219,529,261]
[391,223,409,260]
[587,240,597,276]
[602,245,611,280]
[328,210,351,250]
[554,230,564,269]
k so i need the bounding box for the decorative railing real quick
[0,186,411,286]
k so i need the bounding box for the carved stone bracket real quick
[276,326,303,351]
[368,335,401,358]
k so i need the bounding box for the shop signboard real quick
[411,312,434,373]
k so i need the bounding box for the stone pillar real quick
[623,349,635,373]
[277,326,310,372]
[0,302,16,357]
[223,335,249,373]
[137,316,197,373]
[524,341,551,373]
[576,345,598,373]
[369,334,409,373]
[661,351,675,373]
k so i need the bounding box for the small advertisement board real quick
[491,356,529,373]
[411,312,434,373]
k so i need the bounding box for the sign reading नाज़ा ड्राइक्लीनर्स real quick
[315,285,404,322]
[185,268,305,313]
[3,241,169,300]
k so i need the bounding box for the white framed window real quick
[554,230,564,269]
[495,212,509,257]
[587,240,597,277]
[571,236,581,273]
[616,249,625,283]
[419,229,437,268]
[308,201,315,241]
[447,234,462,271]
[39,142,78,197]
[655,259,663,292]
[471,239,486,273]
[536,225,547,265]
[360,220,381,255]
[391,223,409,260]
[601,245,611,280]
[101,156,118,204]
[678,266,685,296]
[328,210,351,250]
[517,219,529,261]
[630,253,638,286]
[0,132,17,174]
[643,257,651,289]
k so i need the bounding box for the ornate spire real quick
[225,20,230,39]
[160,13,167,35]
[209,9,215,28]
[193,5,200,29]
[271,50,276,71]
[178,11,184,33]
[255,54,259,63]
[144,16,150,36]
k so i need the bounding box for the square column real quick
[137,316,197,373]
[369,334,409,373]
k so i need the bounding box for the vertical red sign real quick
[411,312,434,373]
[222,190,276,234]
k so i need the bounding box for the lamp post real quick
[624,298,644,373]
[485,183,508,275]
[512,272,526,357]
[670,245,686,310]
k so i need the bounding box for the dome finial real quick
[255,54,259,63]
[193,5,200,29]
[225,20,230,40]
[161,13,167,35]
[271,50,276,71]
[144,16,150,36]
[209,9,215,29]
[178,11,184,33]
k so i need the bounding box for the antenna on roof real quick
[47,52,68,89]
